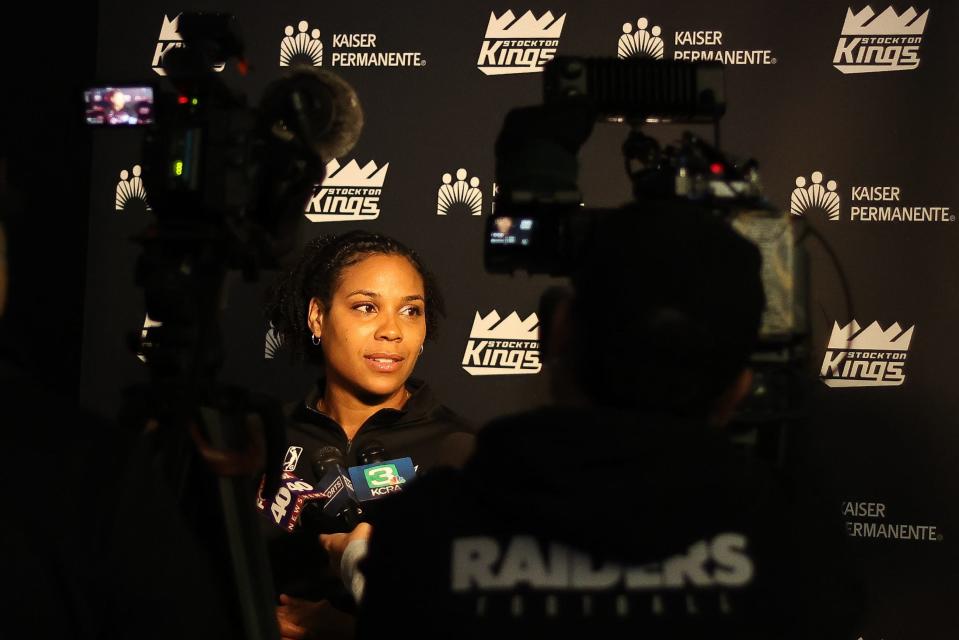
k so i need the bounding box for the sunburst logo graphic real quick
[280,20,323,67]
[791,171,840,221]
[618,17,664,59]
[115,165,150,212]
[265,325,282,359]
[437,168,482,216]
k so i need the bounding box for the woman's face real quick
[110,91,127,110]
[309,254,427,399]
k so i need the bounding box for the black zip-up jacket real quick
[358,405,864,639]
[266,378,475,601]
[284,378,475,475]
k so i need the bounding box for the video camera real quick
[487,57,811,462]
[84,13,365,640]
[85,13,362,374]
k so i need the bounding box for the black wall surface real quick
[1,4,97,396]
[83,2,958,638]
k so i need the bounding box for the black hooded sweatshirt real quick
[357,406,864,639]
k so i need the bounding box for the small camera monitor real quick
[84,86,155,126]
[489,216,534,247]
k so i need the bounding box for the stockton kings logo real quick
[115,164,150,212]
[152,14,226,76]
[477,10,566,75]
[137,314,162,363]
[283,446,303,472]
[618,17,664,59]
[833,6,930,74]
[305,159,388,222]
[790,171,840,221]
[462,311,541,376]
[280,20,323,67]
[820,320,914,388]
[437,169,483,216]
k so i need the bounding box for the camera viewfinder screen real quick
[85,86,154,126]
[489,217,533,246]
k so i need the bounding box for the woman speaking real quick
[264,230,474,638]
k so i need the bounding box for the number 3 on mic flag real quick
[350,457,416,500]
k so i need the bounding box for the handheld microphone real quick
[357,440,387,466]
[348,456,417,503]
[310,447,361,531]
[255,472,327,533]
[348,443,416,522]
[311,445,347,479]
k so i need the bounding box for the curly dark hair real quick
[265,231,445,366]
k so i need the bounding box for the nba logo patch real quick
[283,446,303,471]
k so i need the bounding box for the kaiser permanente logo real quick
[477,10,566,75]
[833,5,929,74]
[617,16,776,65]
[115,164,150,213]
[462,311,541,376]
[265,324,281,359]
[437,168,483,216]
[305,159,389,222]
[790,171,840,221]
[791,171,953,223]
[279,19,425,68]
[820,320,914,388]
[153,14,226,76]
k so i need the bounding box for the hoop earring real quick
[312,334,322,346]
[419,344,424,355]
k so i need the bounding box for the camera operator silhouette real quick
[355,208,864,640]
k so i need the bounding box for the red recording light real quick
[177,95,189,105]
[710,162,724,175]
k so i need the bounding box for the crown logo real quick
[137,314,163,363]
[484,10,566,39]
[841,6,929,35]
[154,14,224,76]
[159,14,183,41]
[827,320,915,351]
[322,159,389,188]
[469,311,539,340]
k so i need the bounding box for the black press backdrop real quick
[82,2,958,637]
